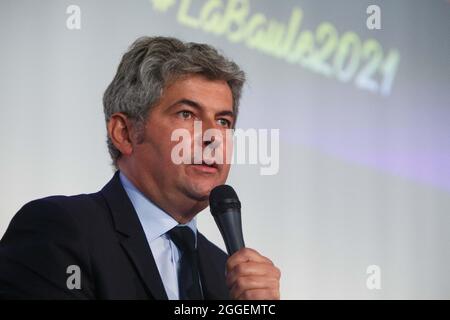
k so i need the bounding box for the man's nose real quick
[202,119,224,147]
[203,139,212,147]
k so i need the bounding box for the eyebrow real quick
[171,98,235,119]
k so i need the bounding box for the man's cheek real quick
[220,163,232,181]
[224,131,234,165]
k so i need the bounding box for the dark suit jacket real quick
[0,171,230,299]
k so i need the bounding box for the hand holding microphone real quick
[210,185,281,300]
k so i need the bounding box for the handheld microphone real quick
[209,185,245,256]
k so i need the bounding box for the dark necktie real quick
[168,226,204,300]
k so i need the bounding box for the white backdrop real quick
[1,0,449,299]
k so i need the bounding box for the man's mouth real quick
[191,160,218,173]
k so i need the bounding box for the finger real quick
[226,248,273,272]
[237,288,280,300]
[229,276,279,300]
[226,262,281,288]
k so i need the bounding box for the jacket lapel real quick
[100,171,168,300]
[197,233,230,300]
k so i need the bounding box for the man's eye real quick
[217,118,231,127]
[178,111,193,119]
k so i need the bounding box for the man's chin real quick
[184,181,221,202]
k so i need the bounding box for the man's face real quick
[126,74,234,212]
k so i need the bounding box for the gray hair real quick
[103,36,246,168]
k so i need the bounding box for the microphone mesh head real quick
[210,185,238,200]
[209,185,241,216]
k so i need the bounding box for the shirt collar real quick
[119,171,197,243]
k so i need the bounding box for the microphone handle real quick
[213,209,245,256]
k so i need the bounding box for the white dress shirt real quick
[119,172,197,300]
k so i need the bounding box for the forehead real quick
[160,74,234,112]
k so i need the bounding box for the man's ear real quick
[107,113,134,157]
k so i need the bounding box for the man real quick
[0,36,281,299]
